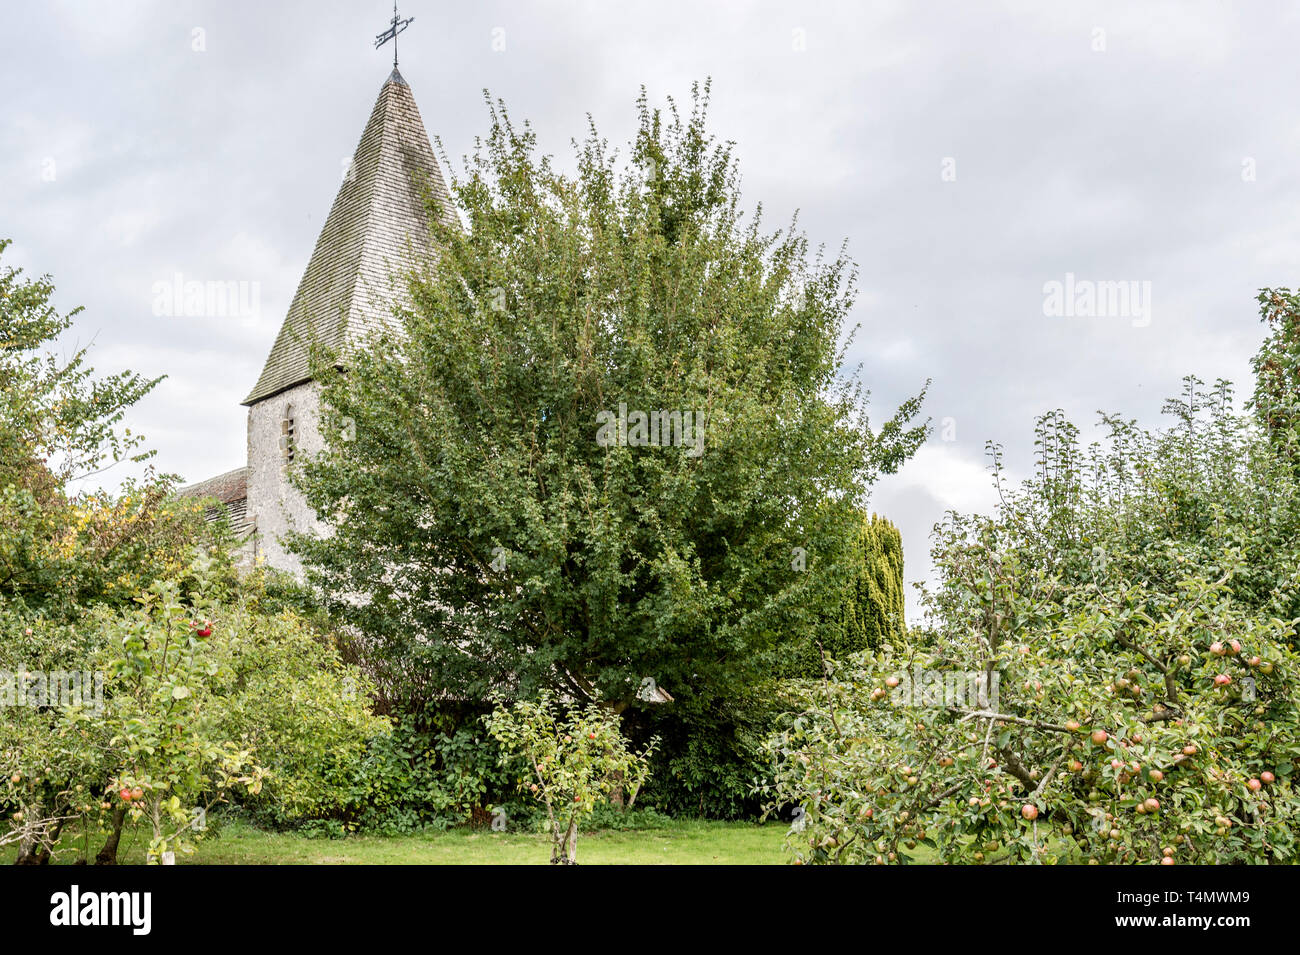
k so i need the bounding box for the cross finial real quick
[374,2,414,70]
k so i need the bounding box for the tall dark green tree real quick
[786,512,905,676]
[293,86,927,737]
[855,513,905,649]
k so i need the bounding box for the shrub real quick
[1,568,382,862]
[335,714,518,834]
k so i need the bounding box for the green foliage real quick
[93,580,271,863]
[486,692,659,863]
[763,370,1300,865]
[986,379,1300,629]
[1252,287,1300,452]
[289,87,925,814]
[0,239,157,488]
[785,512,905,677]
[577,804,673,832]
[0,242,389,859]
[633,688,774,818]
[1,567,384,862]
[333,714,519,834]
[201,608,388,824]
[0,239,220,619]
[858,514,905,649]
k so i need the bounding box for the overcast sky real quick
[4,0,1298,620]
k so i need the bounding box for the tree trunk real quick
[547,801,563,865]
[564,815,579,865]
[95,806,127,865]
[12,808,42,865]
[32,816,65,865]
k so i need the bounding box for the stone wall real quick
[244,381,330,575]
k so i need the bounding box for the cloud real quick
[3,0,1293,621]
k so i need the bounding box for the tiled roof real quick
[178,466,253,535]
[179,466,248,505]
[243,68,453,405]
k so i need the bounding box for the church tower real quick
[185,68,453,573]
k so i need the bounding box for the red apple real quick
[1247,778,1262,792]
[1210,641,1225,656]
[1148,770,1164,782]
[1261,771,1275,784]
[1021,804,1038,821]
[1091,730,1109,745]
[1214,673,1232,686]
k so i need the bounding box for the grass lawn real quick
[5,818,789,865]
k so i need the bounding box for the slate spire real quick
[243,71,452,405]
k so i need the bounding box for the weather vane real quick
[374,2,414,70]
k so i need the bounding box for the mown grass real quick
[4,818,788,865]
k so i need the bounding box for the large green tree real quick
[293,87,926,732]
[0,239,212,618]
[0,241,381,863]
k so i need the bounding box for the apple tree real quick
[762,376,1300,865]
[485,692,658,864]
